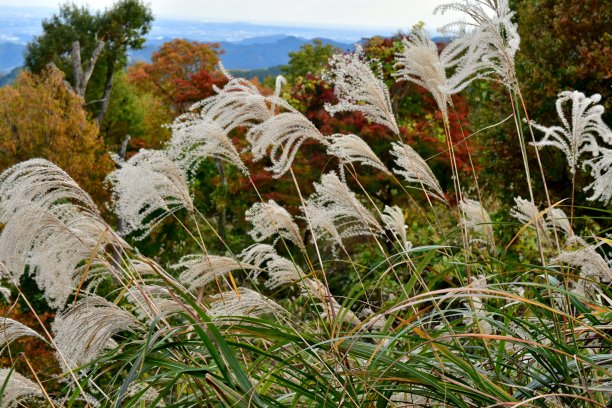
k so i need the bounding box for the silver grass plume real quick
[324,45,399,134]
[381,205,412,251]
[52,295,140,372]
[172,254,252,293]
[394,29,489,120]
[552,239,612,299]
[0,317,44,349]
[463,275,493,335]
[0,203,123,309]
[208,287,286,318]
[545,207,572,237]
[295,276,360,326]
[107,149,194,240]
[167,118,248,177]
[245,200,304,251]
[266,254,307,291]
[584,146,612,205]
[125,383,164,406]
[509,196,550,240]
[0,287,9,303]
[0,161,120,307]
[239,244,277,279]
[390,142,445,201]
[435,0,520,88]
[459,198,495,249]
[390,393,428,407]
[179,75,291,135]
[240,243,310,292]
[0,368,43,408]
[0,158,98,223]
[298,277,328,300]
[326,133,389,174]
[126,285,182,321]
[531,91,611,175]
[246,111,328,178]
[301,172,382,254]
[319,297,361,326]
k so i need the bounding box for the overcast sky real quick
[0,0,460,30]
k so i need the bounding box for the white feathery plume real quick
[390,142,445,201]
[207,287,286,318]
[0,158,98,223]
[298,277,328,300]
[323,44,399,134]
[584,147,612,205]
[389,393,428,406]
[552,240,612,299]
[107,150,194,240]
[52,295,140,372]
[394,29,489,119]
[167,118,248,177]
[0,161,122,307]
[326,133,389,174]
[0,287,10,303]
[298,278,366,328]
[0,368,44,407]
[245,200,304,250]
[435,0,520,88]
[531,91,610,175]
[0,203,123,309]
[381,205,412,251]
[319,297,361,326]
[172,254,252,293]
[463,275,493,335]
[239,244,277,267]
[129,260,158,276]
[545,207,572,237]
[509,196,549,240]
[246,112,328,178]
[265,255,307,291]
[126,285,182,321]
[178,75,291,135]
[239,244,277,280]
[459,198,495,249]
[125,383,164,406]
[301,172,382,254]
[0,317,44,348]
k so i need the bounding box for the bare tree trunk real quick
[71,40,104,97]
[96,63,115,125]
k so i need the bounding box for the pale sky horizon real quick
[0,0,461,31]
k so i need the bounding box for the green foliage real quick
[24,0,153,121]
[472,0,611,207]
[101,70,172,151]
[281,39,341,81]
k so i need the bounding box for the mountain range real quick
[0,5,387,76]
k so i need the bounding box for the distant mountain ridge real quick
[130,35,353,70]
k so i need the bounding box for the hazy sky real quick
[0,0,460,30]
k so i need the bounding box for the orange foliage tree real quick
[128,39,227,113]
[0,66,112,203]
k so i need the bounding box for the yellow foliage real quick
[0,66,112,204]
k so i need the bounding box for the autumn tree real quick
[0,67,112,203]
[128,39,226,113]
[24,0,153,124]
